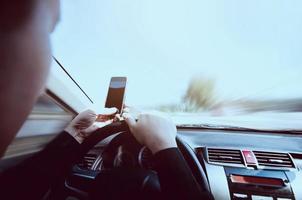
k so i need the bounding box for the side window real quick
[4,93,75,159]
[31,94,70,115]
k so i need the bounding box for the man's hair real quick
[0,0,37,32]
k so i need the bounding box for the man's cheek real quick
[49,0,61,33]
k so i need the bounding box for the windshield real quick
[52,0,302,130]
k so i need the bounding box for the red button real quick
[242,150,257,165]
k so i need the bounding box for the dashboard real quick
[178,129,302,200]
[67,129,302,200]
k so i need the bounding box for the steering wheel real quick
[73,121,210,199]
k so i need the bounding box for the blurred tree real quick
[183,76,215,111]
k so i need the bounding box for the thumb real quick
[123,113,137,128]
[100,107,118,115]
[81,124,99,135]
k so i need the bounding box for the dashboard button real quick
[242,150,257,165]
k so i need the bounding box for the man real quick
[0,1,212,199]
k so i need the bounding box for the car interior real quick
[1,1,302,200]
[0,58,301,200]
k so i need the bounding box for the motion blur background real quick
[51,0,302,130]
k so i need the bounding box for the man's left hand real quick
[65,108,117,143]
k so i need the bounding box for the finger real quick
[99,107,118,115]
[96,108,119,122]
[96,115,113,122]
[123,107,130,113]
[114,114,122,122]
[82,110,98,123]
[82,124,99,135]
[93,119,114,128]
[82,109,97,117]
[74,110,97,123]
[123,113,137,128]
[137,113,144,121]
[123,107,142,121]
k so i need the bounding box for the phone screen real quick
[105,77,127,113]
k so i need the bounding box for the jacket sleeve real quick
[153,147,213,200]
[0,131,81,200]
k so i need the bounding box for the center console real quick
[197,147,302,200]
[225,167,295,200]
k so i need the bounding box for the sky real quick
[51,0,302,109]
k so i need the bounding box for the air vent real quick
[254,151,295,168]
[77,153,98,170]
[208,148,244,165]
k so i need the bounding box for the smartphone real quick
[105,77,127,114]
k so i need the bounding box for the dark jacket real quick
[0,132,212,200]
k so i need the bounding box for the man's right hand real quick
[123,112,177,154]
